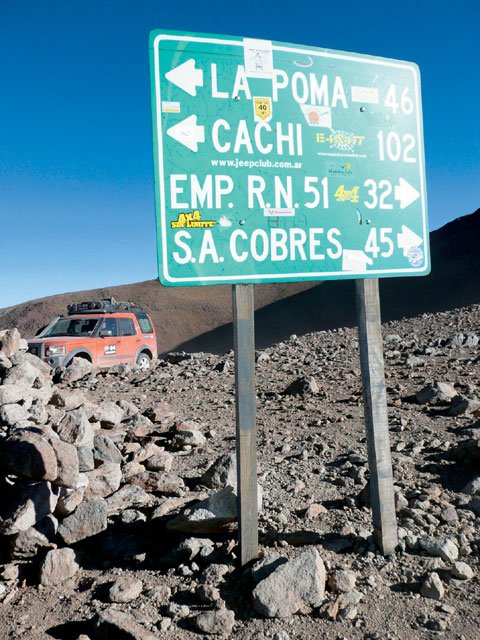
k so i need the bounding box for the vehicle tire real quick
[136,352,151,370]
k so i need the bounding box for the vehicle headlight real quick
[46,345,66,356]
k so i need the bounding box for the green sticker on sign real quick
[149,30,430,286]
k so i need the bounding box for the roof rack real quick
[67,297,146,315]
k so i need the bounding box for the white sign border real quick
[152,33,429,284]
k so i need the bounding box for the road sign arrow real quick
[165,59,203,96]
[397,225,423,256]
[394,178,420,210]
[166,115,205,152]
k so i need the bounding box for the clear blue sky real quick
[1,0,478,308]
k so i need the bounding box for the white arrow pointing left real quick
[165,59,203,96]
[167,115,205,152]
[394,178,420,210]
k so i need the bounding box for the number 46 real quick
[384,84,414,115]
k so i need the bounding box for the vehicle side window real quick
[118,318,136,336]
[99,318,118,337]
[136,313,154,334]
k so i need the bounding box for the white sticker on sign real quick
[300,104,332,128]
[264,208,295,217]
[162,101,181,113]
[342,249,373,272]
[351,86,379,104]
[244,38,273,78]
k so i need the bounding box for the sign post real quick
[149,29,430,561]
[356,278,398,555]
[232,284,258,565]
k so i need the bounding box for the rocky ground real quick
[0,304,479,640]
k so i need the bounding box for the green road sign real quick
[149,30,429,286]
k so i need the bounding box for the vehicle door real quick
[117,316,139,364]
[95,318,121,367]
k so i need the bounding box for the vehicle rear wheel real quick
[136,352,151,370]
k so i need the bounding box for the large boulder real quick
[39,548,79,586]
[58,499,108,544]
[252,548,326,618]
[0,481,57,535]
[0,328,21,358]
[56,407,95,447]
[0,431,58,481]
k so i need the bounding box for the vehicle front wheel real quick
[136,352,152,370]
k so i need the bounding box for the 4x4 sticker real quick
[171,210,216,229]
[104,345,116,355]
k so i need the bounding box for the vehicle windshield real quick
[43,317,100,337]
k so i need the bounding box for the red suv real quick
[28,299,157,370]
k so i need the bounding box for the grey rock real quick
[172,422,207,448]
[0,384,27,406]
[0,481,57,535]
[144,449,173,472]
[58,499,108,544]
[3,361,43,388]
[84,463,122,499]
[328,569,357,593]
[51,439,80,488]
[0,403,31,425]
[60,357,93,383]
[251,554,288,583]
[201,564,231,585]
[415,381,456,405]
[200,453,237,490]
[420,572,444,600]
[448,395,480,417]
[163,537,214,565]
[93,434,122,465]
[116,399,139,418]
[167,486,238,534]
[55,485,86,518]
[49,388,86,411]
[128,471,184,496]
[96,608,157,640]
[0,328,21,358]
[144,401,175,423]
[252,548,326,618]
[0,431,58,481]
[192,608,235,636]
[145,584,172,605]
[450,561,474,580]
[463,476,480,496]
[40,548,79,586]
[57,407,95,447]
[283,376,320,396]
[419,536,459,562]
[196,584,221,604]
[10,351,52,375]
[92,401,124,428]
[108,576,143,603]
[76,445,95,472]
[105,485,155,515]
[10,515,58,559]
[0,353,12,372]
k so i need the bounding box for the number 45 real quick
[365,228,394,258]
